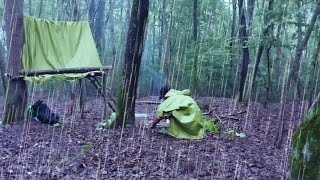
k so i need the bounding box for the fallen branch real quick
[136,101,161,104]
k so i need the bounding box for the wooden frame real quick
[16,66,113,119]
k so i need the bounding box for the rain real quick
[0,0,319,179]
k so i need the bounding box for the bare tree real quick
[0,41,7,93]
[3,0,27,124]
[115,0,149,127]
[237,0,250,102]
[275,3,320,148]
[192,0,200,94]
[94,0,107,57]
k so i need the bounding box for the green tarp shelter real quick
[19,16,112,118]
[22,16,103,83]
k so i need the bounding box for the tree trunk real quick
[229,0,237,63]
[71,0,81,21]
[0,41,7,93]
[247,0,255,36]
[38,0,43,18]
[115,0,149,127]
[229,0,237,97]
[3,0,27,124]
[88,0,96,31]
[289,3,320,91]
[251,0,274,88]
[94,0,106,58]
[192,0,199,95]
[275,2,320,148]
[163,1,175,84]
[159,0,166,73]
[109,0,117,83]
[28,0,32,15]
[308,36,320,108]
[264,45,272,107]
[237,0,250,102]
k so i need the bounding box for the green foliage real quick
[203,118,219,134]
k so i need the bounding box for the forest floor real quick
[0,94,308,180]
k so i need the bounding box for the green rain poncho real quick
[156,89,205,140]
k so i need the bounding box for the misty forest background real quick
[0,0,319,108]
[1,0,320,179]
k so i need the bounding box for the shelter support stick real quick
[87,75,116,113]
[79,79,85,118]
[103,72,107,119]
[19,66,112,77]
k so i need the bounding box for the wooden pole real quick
[79,79,85,118]
[19,66,112,76]
[102,71,108,119]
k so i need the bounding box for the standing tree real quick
[192,0,200,94]
[275,2,320,148]
[95,0,107,58]
[88,0,96,31]
[109,0,117,82]
[248,0,274,102]
[0,41,7,93]
[3,0,27,124]
[237,0,250,102]
[114,0,149,127]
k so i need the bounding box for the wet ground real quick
[0,95,307,179]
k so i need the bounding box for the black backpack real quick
[31,100,60,125]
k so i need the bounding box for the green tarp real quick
[157,89,217,140]
[23,16,102,83]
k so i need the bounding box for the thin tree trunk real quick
[237,0,250,102]
[71,0,81,21]
[109,0,116,66]
[308,36,320,108]
[229,0,237,64]
[264,45,272,107]
[275,2,320,148]
[159,0,166,72]
[115,0,149,127]
[88,0,96,31]
[229,0,237,98]
[192,0,199,95]
[247,0,255,36]
[0,41,7,93]
[163,1,175,84]
[289,3,320,90]
[38,0,43,18]
[94,0,106,57]
[3,0,27,124]
[28,0,32,15]
[252,0,274,86]
[151,1,156,94]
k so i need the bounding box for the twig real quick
[136,101,161,104]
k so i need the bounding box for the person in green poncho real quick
[151,86,216,140]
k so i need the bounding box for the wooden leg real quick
[79,79,85,119]
[102,72,108,119]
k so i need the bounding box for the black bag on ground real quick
[30,100,60,125]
